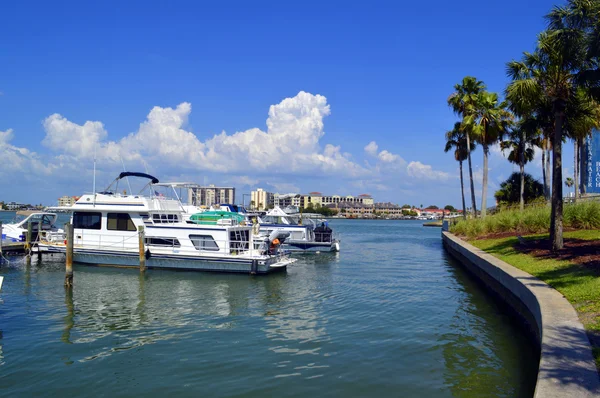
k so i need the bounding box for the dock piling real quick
[26,221,32,264]
[65,223,73,287]
[138,226,146,272]
[0,222,3,262]
[37,220,42,262]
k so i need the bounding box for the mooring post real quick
[138,225,146,272]
[65,223,74,287]
[37,220,43,262]
[26,221,32,264]
[0,221,3,262]
[250,259,258,275]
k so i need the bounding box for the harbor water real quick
[0,214,538,397]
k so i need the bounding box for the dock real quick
[1,240,27,254]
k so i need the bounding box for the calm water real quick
[0,214,538,397]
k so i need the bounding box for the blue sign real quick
[583,130,600,194]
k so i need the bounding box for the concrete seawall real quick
[442,231,600,398]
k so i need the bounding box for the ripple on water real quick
[0,219,537,397]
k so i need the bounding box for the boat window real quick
[145,237,181,247]
[73,212,102,230]
[189,235,219,251]
[152,214,179,224]
[107,213,136,231]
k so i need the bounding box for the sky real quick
[0,0,574,207]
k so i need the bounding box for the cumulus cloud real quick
[0,129,53,181]
[407,161,451,181]
[41,92,368,179]
[364,141,378,156]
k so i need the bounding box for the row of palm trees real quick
[444,0,600,251]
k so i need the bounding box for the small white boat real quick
[38,172,295,274]
[0,276,3,291]
[2,211,64,242]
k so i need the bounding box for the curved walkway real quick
[442,231,600,398]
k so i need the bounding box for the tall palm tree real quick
[445,122,476,220]
[565,177,574,198]
[500,121,540,211]
[465,91,512,217]
[448,76,486,218]
[505,25,587,251]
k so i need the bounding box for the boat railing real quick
[41,230,284,257]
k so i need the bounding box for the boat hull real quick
[39,245,293,274]
[283,239,340,253]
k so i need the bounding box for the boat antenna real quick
[120,155,133,194]
[93,143,97,207]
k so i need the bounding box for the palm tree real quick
[448,76,486,218]
[465,91,512,217]
[500,121,540,211]
[565,177,574,198]
[445,122,476,219]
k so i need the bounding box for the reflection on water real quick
[0,220,537,397]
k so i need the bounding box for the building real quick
[274,193,302,208]
[302,192,374,208]
[6,201,24,210]
[58,196,79,207]
[188,185,235,207]
[250,188,274,210]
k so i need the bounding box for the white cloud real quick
[378,150,400,163]
[0,129,53,181]
[407,161,451,181]
[364,141,378,156]
[41,92,369,179]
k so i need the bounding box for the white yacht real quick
[2,211,64,242]
[38,172,295,274]
[257,207,340,253]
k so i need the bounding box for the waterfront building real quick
[6,201,25,210]
[188,185,235,207]
[58,195,79,207]
[274,193,302,208]
[302,192,374,208]
[250,188,274,210]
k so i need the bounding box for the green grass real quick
[451,200,600,239]
[471,230,600,367]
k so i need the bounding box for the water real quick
[0,214,538,397]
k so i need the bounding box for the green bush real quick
[450,200,600,239]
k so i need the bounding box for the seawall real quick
[442,230,600,398]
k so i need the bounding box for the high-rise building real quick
[188,185,235,207]
[250,188,273,210]
[58,196,79,207]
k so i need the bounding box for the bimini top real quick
[118,172,159,184]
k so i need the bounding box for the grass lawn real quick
[470,230,600,367]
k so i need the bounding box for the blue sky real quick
[0,0,571,207]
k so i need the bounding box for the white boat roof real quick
[67,193,184,212]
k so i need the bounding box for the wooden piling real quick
[138,225,146,272]
[26,221,32,264]
[37,220,42,262]
[65,223,74,287]
[0,221,3,262]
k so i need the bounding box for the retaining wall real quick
[442,231,600,398]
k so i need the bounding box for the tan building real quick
[188,185,235,207]
[274,193,302,208]
[250,188,273,210]
[58,196,79,207]
[303,192,374,208]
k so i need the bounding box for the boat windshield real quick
[14,214,57,228]
[261,215,298,225]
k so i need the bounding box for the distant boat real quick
[0,276,3,291]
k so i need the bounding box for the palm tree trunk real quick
[520,139,525,211]
[579,136,586,196]
[481,144,489,218]
[550,106,565,251]
[574,139,578,203]
[542,146,546,196]
[466,131,477,218]
[459,160,466,220]
[545,138,552,201]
